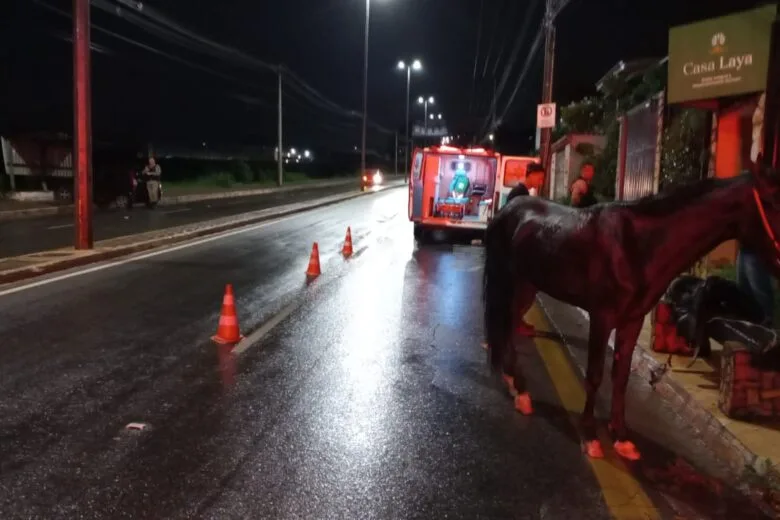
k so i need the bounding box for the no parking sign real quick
[536,103,556,129]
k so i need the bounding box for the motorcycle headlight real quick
[373,171,383,183]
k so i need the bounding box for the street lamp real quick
[418,95,434,130]
[397,59,422,178]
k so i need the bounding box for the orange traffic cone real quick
[212,284,243,345]
[306,242,321,278]
[342,227,353,257]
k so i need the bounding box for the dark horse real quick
[483,168,780,461]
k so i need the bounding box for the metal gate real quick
[618,93,664,200]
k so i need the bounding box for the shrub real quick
[232,160,253,183]
[214,172,233,188]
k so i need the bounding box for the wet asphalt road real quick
[0,182,359,259]
[0,188,772,519]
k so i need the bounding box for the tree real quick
[555,97,606,140]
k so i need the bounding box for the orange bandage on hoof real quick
[514,393,533,415]
[582,440,604,459]
[614,440,641,461]
[515,321,536,337]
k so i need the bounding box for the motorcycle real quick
[130,170,163,209]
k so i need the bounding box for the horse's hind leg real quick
[502,284,535,415]
[501,351,533,415]
[609,318,644,461]
[581,317,611,459]
[514,282,537,337]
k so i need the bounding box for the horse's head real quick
[744,164,780,276]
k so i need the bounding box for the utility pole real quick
[361,0,370,176]
[394,132,398,176]
[73,0,93,249]
[277,66,283,187]
[540,0,557,196]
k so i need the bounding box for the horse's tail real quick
[483,213,514,370]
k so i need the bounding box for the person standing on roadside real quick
[737,246,775,327]
[570,161,597,208]
[142,156,161,204]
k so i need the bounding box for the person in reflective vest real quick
[570,161,597,208]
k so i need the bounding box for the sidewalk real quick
[538,293,780,506]
[0,181,404,286]
[0,177,362,221]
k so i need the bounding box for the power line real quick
[100,0,394,134]
[468,0,485,116]
[479,0,543,138]
[35,0,397,141]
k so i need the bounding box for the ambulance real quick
[407,145,542,239]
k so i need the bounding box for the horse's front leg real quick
[609,318,644,461]
[582,317,611,458]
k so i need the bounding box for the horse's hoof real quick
[614,440,641,461]
[514,393,533,415]
[515,321,536,337]
[582,440,604,459]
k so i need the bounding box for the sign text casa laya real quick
[668,4,777,104]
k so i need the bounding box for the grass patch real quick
[164,171,352,196]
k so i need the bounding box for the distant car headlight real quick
[373,171,383,184]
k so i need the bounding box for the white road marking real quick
[47,224,74,230]
[0,214,299,297]
[232,300,301,356]
[0,187,403,298]
[162,208,192,215]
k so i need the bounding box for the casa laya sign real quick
[668,4,777,104]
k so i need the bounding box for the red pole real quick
[73,0,93,249]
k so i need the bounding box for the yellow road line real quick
[526,304,662,520]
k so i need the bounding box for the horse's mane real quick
[613,175,747,217]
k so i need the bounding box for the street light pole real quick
[277,66,283,187]
[405,64,411,177]
[73,0,93,249]
[360,0,370,176]
[394,131,398,176]
[398,59,421,180]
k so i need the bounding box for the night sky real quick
[1,0,769,154]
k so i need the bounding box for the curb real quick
[0,183,405,286]
[549,298,780,492]
[627,347,778,484]
[0,178,361,222]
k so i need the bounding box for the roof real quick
[595,57,668,93]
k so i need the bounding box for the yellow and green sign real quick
[668,4,777,104]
